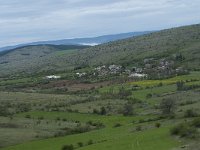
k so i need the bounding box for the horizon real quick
[0,23,199,49]
[0,0,200,47]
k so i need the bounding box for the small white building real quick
[45,75,61,79]
[108,65,122,74]
[76,72,87,77]
[129,73,147,78]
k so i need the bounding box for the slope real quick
[0,24,200,77]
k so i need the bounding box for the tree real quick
[100,107,107,115]
[176,81,185,91]
[123,103,134,116]
[118,86,132,99]
[160,98,176,114]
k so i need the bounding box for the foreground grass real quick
[1,112,180,150]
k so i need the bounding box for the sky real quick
[0,0,200,47]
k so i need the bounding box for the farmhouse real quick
[129,73,147,78]
[108,65,122,74]
[45,75,61,79]
[76,72,87,77]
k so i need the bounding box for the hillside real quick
[0,45,89,77]
[0,24,199,77]
[71,24,200,69]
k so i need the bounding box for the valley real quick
[0,24,200,150]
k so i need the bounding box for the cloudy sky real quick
[0,0,200,47]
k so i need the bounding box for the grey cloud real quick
[0,0,199,47]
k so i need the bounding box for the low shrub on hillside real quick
[62,144,74,150]
[113,123,122,128]
[135,125,142,131]
[122,103,134,116]
[155,122,161,128]
[192,118,200,128]
[184,109,198,118]
[77,142,83,147]
[170,122,197,138]
[87,140,93,145]
[170,119,200,138]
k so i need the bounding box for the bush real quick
[192,118,200,128]
[146,93,153,99]
[123,103,134,116]
[77,142,83,147]
[93,109,99,114]
[62,144,74,150]
[87,140,93,145]
[113,123,122,128]
[176,81,185,91]
[155,122,161,128]
[160,98,176,114]
[136,125,142,131]
[25,114,31,119]
[184,109,198,118]
[170,123,197,138]
[118,86,132,99]
[100,107,107,115]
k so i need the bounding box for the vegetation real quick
[0,24,200,150]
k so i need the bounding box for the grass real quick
[1,72,200,150]
[15,111,154,128]
[130,72,200,87]
[1,112,180,150]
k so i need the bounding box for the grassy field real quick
[1,111,180,150]
[0,72,200,150]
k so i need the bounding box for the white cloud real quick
[0,0,199,47]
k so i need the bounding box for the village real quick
[45,56,188,81]
[73,57,188,80]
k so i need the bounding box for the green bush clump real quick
[170,123,197,138]
[113,123,122,128]
[62,144,74,150]
[184,109,198,118]
[77,142,83,147]
[155,122,161,128]
[192,118,200,128]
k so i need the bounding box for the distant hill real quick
[0,31,152,52]
[0,45,89,77]
[0,24,199,77]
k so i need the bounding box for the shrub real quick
[160,98,176,114]
[176,81,185,91]
[113,123,122,128]
[93,109,99,114]
[192,118,200,128]
[62,118,67,121]
[25,114,31,119]
[87,140,93,145]
[158,82,163,87]
[170,123,197,138]
[38,116,44,120]
[77,142,83,147]
[123,103,134,116]
[118,86,132,99]
[155,122,161,128]
[146,93,153,99]
[136,125,142,131]
[62,144,74,150]
[100,107,107,115]
[56,117,61,121]
[184,109,198,118]
[138,119,145,123]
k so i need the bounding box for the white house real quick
[129,73,147,78]
[45,75,61,79]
